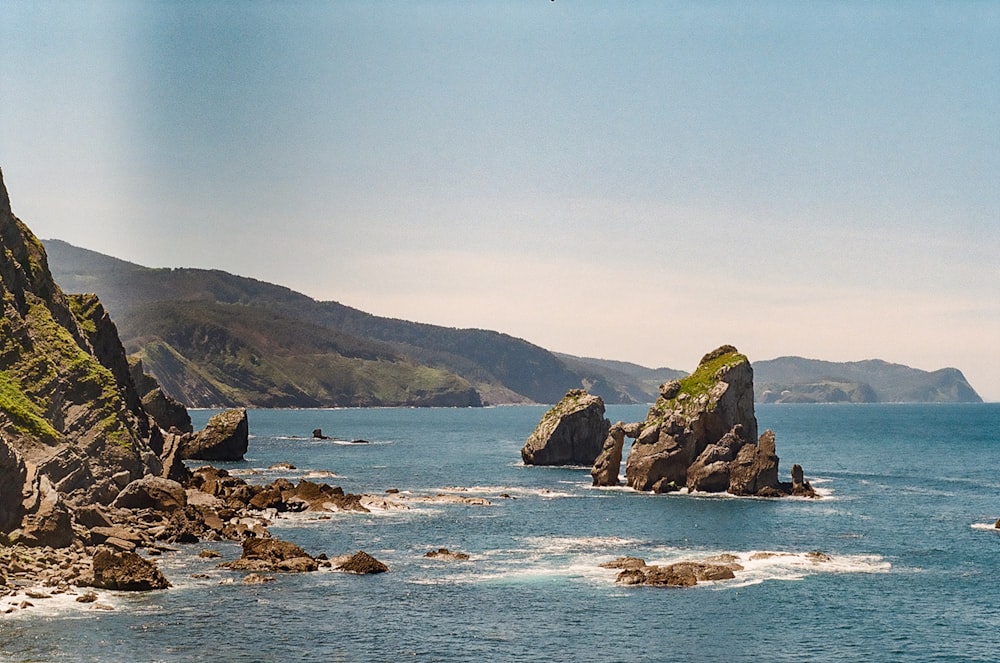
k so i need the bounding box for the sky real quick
[1,1,998,400]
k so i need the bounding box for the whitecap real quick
[971,523,999,531]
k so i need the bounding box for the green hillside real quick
[44,240,669,407]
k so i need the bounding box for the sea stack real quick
[521,389,611,466]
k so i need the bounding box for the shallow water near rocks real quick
[2,403,999,661]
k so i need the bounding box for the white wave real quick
[0,586,120,619]
[430,485,577,499]
[971,523,1000,531]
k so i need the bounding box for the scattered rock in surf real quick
[269,462,297,471]
[350,439,370,444]
[424,548,470,561]
[335,551,388,575]
[615,560,740,588]
[75,592,98,603]
[599,556,647,570]
[243,573,275,584]
[312,429,330,440]
[199,549,222,559]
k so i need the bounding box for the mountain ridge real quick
[42,240,983,407]
[754,356,982,403]
[44,240,670,406]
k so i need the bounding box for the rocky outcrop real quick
[221,537,319,573]
[616,560,741,587]
[129,357,192,434]
[181,408,249,461]
[521,390,610,466]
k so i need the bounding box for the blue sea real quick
[3,403,999,662]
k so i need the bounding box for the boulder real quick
[112,476,188,512]
[335,550,389,575]
[182,408,249,461]
[90,547,170,591]
[591,422,627,486]
[521,389,610,466]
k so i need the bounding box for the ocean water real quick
[2,403,999,662]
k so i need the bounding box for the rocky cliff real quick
[0,167,161,511]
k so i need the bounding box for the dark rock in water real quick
[790,463,819,498]
[312,429,330,440]
[350,439,369,445]
[90,548,170,591]
[336,550,388,575]
[686,425,745,493]
[522,389,611,466]
[182,408,249,461]
[591,422,627,487]
[617,560,740,587]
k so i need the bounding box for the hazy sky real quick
[2,1,998,400]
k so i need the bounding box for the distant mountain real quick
[754,356,982,403]
[43,240,677,407]
[554,353,685,403]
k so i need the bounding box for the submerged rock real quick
[521,389,610,466]
[424,548,470,561]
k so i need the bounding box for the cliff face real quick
[0,167,158,510]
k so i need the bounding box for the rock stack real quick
[526,345,817,498]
